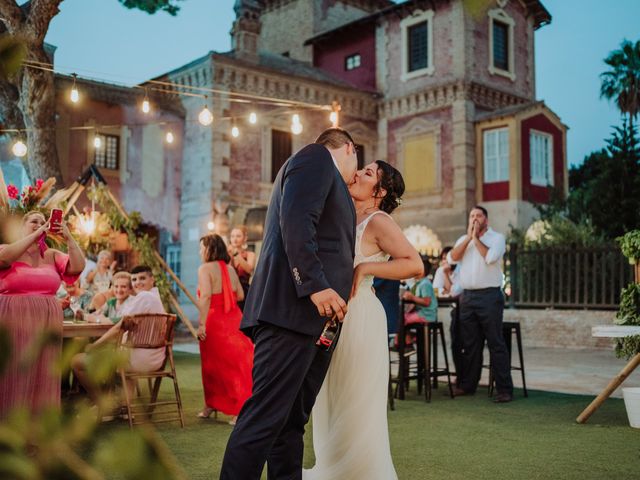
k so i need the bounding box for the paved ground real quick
[174,342,640,399]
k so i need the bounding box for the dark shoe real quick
[452,387,472,397]
[493,393,513,403]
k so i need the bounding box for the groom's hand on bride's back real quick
[310,288,348,321]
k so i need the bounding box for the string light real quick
[12,139,27,157]
[207,221,215,231]
[198,103,213,126]
[231,125,240,138]
[249,112,257,124]
[291,113,303,135]
[70,73,79,103]
[165,131,175,144]
[141,89,151,114]
[330,111,338,126]
[330,101,341,128]
[93,135,102,149]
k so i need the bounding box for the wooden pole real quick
[169,295,199,340]
[63,183,85,216]
[576,352,640,423]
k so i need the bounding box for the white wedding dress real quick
[304,211,398,480]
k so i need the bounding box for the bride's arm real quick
[351,214,423,297]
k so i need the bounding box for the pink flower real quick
[35,179,44,190]
[7,184,18,200]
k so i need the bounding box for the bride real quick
[304,160,423,480]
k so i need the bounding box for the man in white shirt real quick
[447,206,513,403]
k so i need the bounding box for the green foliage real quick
[557,119,640,239]
[0,341,187,479]
[614,283,640,359]
[617,230,640,261]
[0,34,26,79]
[117,0,183,15]
[600,38,640,125]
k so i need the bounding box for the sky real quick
[45,0,640,166]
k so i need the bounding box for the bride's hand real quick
[350,263,370,299]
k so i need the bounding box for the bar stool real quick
[488,321,528,397]
[424,321,455,402]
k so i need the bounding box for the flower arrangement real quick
[402,224,442,257]
[3,177,56,214]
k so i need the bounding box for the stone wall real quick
[437,307,617,350]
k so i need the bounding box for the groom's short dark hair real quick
[315,128,355,149]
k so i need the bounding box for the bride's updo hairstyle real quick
[373,160,405,214]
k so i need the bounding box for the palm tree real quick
[600,39,640,128]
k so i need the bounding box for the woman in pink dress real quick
[0,211,85,418]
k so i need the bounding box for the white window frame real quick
[530,130,554,187]
[488,8,515,81]
[345,53,361,71]
[400,9,435,81]
[483,127,510,183]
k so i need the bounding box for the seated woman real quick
[86,271,133,324]
[71,265,166,405]
[83,250,116,295]
[57,279,93,320]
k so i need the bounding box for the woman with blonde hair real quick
[0,211,85,417]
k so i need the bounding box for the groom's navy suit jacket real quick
[241,143,356,338]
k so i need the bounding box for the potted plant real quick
[618,230,640,266]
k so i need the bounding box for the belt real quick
[462,287,501,294]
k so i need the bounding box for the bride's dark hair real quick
[373,160,405,214]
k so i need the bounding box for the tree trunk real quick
[18,49,62,184]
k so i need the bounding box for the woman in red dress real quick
[196,234,253,425]
[0,211,85,418]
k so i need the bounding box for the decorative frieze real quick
[379,81,527,120]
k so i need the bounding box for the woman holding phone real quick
[0,210,85,418]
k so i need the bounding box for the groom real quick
[220,128,358,479]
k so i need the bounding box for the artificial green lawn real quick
[120,352,639,480]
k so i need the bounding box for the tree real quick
[0,0,183,182]
[565,119,640,238]
[600,39,640,129]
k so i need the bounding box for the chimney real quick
[231,0,262,62]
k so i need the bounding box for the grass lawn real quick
[114,352,639,479]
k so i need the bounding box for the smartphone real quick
[49,208,63,234]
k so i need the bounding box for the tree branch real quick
[26,0,64,43]
[0,0,24,34]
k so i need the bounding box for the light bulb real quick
[12,140,27,157]
[94,136,102,149]
[142,98,150,114]
[166,132,174,144]
[292,114,301,125]
[330,111,338,126]
[70,87,79,103]
[249,112,257,124]
[207,221,215,231]
[199,106,213,126]
[231,126,240,138]
[291,122,303,135]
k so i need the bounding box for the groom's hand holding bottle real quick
[310,288,348,321]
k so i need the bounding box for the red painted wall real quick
[521,114,564,204]
[312,23,377,91]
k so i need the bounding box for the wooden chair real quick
[117,313,185,428]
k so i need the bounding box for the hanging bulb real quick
[142,98,150,114]
[249,112,257,124]
[199,105,213,126]
[231,126,240,138]
[94,135,102,149]
[166,131,175,144]
[330,111,338,127]
[70,74,79,103]
[207,221,215,231]
[292,114,301,125]
[291,121,303,135]
[12,140,27,157]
